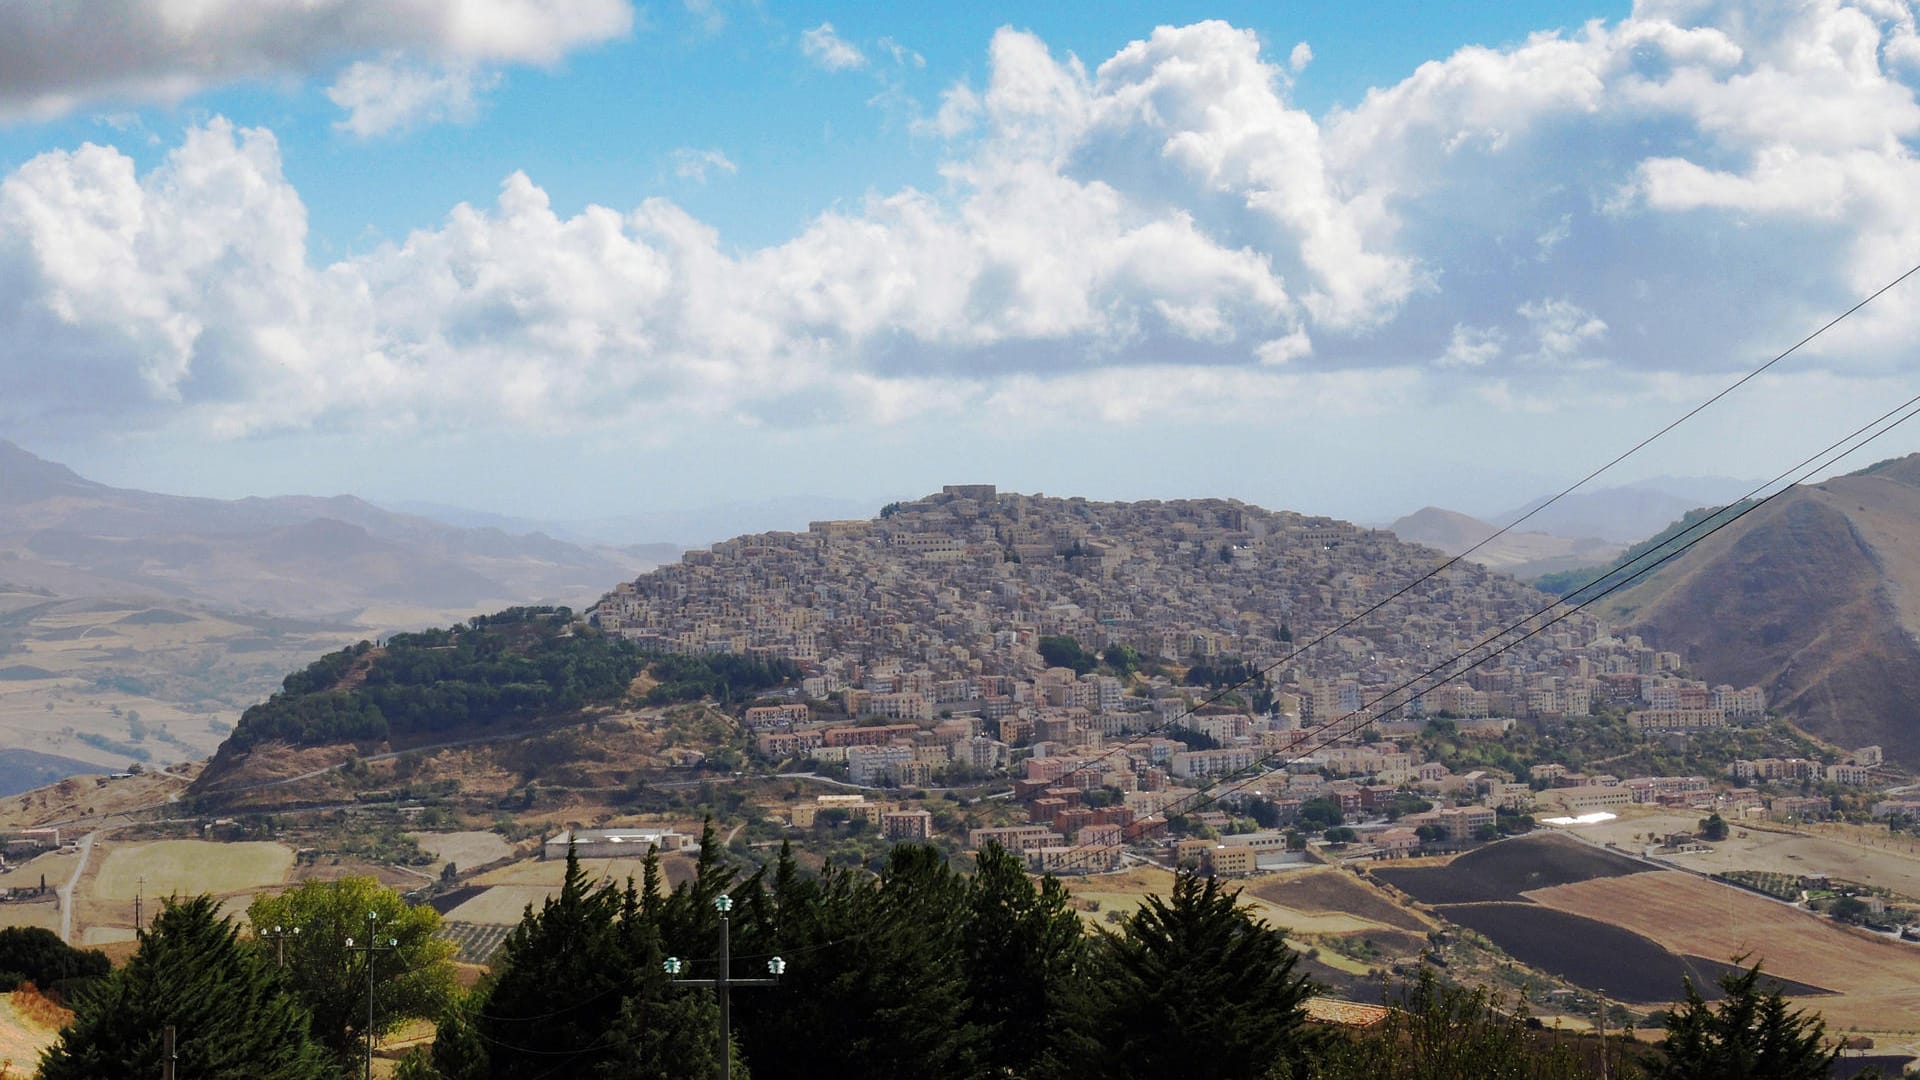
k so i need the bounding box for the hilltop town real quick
[587,486,1895,881]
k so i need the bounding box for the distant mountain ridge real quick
[0,440,664,622]
[1384,507,1623,581]
[1607,453,1920,762]
[1492,477,1759,545]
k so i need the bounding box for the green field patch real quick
[92,841,293,900]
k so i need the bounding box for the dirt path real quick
[58,831,95,944]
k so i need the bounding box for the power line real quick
[963,258,1920,803]
[1050,389,1920,870]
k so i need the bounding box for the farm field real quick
[1438,901,1827,1004]
[410,831,513,873]
[0,902,59,934]
[1063,865,1417,938]
[0,598,356,770]
[1373,831,1652,905]
[439,920,512,964]
[1251,869,1435,933]
[1554,811,1920,899]
[91,840,293,900]
[1527,870,1920,1034]
[444,885,557,926]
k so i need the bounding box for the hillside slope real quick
[0,440,660,621]
[1607,454,1920,761]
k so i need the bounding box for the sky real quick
[3,0,1920,533]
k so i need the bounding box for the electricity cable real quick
[1050,390,1920,870]
[959,259,1920,802]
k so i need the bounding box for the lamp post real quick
[345,911,398,1080]
[261,923,301,968]
[665,894,785,1080]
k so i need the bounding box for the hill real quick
[0,440,661,622]
[188,607,795,796]
[1605,453,1920,762]
[1384,507,1622,581]
[0,439,677,779]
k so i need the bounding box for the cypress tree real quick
[478,846,632,1077]
[1657,961,1838,1080]
[963,842,1085,1077]
[1052,872,1319,1080]
[39,895,332,1080]
[734,843,979,1080]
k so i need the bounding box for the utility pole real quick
[262,923,301,967]
[665,894,786,1080]
[345,911,398,1080]
[1597,991,1609,1080]
[161,1025,175,1080]
[134,874,144,932]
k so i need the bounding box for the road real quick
[58,831,96,944]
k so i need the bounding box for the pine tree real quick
[1657,961,1838,1079]
[477,834,744,1079]
[1052,872,1319,1080]
[963,842,1085,1077]
[477,846,634,1077]
[734,843,980,1080]
[39,895,332,1080]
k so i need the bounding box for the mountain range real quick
[1489,477,1760,545]
[0,440,663,622]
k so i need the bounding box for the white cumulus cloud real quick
[4,4,1920,448]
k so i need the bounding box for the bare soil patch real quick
[410,830,513,872]
[1374,831,1652,905]
[1250,869,1433,932]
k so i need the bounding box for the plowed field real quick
[1440,901,1827,1004]
[1526,870,1920,1033]
[1374,831,1651,905]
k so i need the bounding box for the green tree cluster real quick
[409,833,1317,1080]
[640,653,800,706]
[230,613,646,749]
[40,896,334,1080]
[247,876,458,1071]
[1038,634,1097,675]
[0,926,109,995]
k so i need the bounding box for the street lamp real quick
[261,924,301,968]
[665,894,786,1080]
[345,911,398,1080]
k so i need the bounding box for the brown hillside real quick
[1608,457,1920,762]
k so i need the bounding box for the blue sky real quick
[2,0,1918,533]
